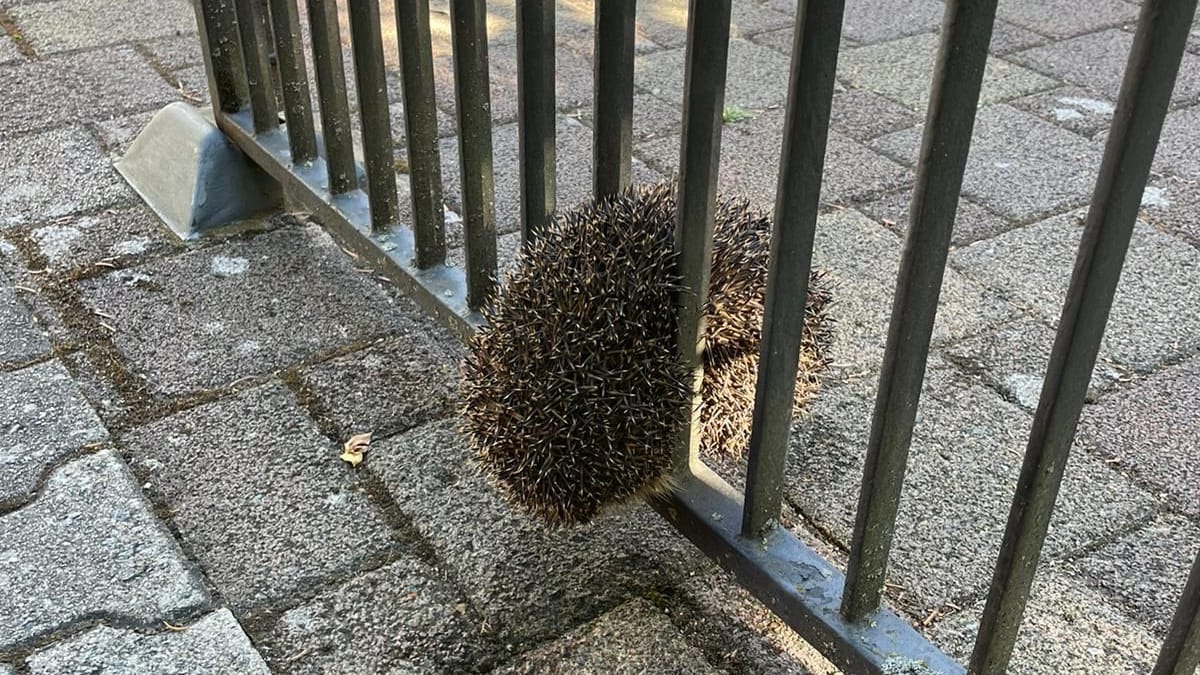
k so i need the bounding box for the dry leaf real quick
[340,432,372,467]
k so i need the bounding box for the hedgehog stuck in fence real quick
[460,180,834,526]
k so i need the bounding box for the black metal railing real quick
[188,0,1200,672]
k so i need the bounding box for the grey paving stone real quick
[838,33,1056,113]
[121,382,397,614]
[0,450,209,648]
[496,598,721,675]
[92,109,156,158]
[0,126,132,228]
[636,39,792,111]
[26,609,269,675]
[0,46,177,138]
[1078,513,1199,636]
[0,37,20,64]
[1075,356,1200,520]
[76,224,407,399]
[671,569,838,674]
[295,315,463,440]
[928,567,1161,674]
[575,92,683,142]
[768,0,943,45]
[857,188,1015,247]
[1140,176,1200,248]
[0,277,49,367]
[997,0,1138,39]
[258,557,495,673]
[806,209,1015,377]
[634,109,911,208]
[0,359,107,505]
[370,419,704,650]
[943,318,1126,409]
[27,205,177,277]
[138,33,204,72]
[988,20,1047,55]
[1012,29,1200,107]
[873,105,1103,221]
[1009,86,1116,139]
[638,0,793,48]
[9,0,196,54]
[1154,106,1200,181]
[440,116,660,236]
[787,360,1158,613]
[830,87,921,141]
[951,212,1200,374]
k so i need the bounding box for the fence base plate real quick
[115,102,281,240]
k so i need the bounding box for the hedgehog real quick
[460,180,833,526]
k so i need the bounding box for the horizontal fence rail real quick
[185,0,1200,671]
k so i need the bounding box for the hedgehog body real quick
[460,181,833,526]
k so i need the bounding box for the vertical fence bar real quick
[672,0,732,471]
[267,0,318,163]
[348,0,400,231]
[839,0,998,622]
[194,0,248,117]
[1153,548,1200,675]
[306,0,356,194]
[516,0,556,247]
[450,0,498,308]
[234,0,279,132]
[740,0,845,538]
[969,0,1197,670]
[592,0,636,198]
[396,0,448,268]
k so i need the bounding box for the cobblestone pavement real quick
[1,0,1197,672]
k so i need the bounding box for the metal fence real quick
[189,0,1200,672]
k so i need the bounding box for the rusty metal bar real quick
[267,0,317,163]
[347,0,400,231]
[234,0,279,132]
[1153,547,1200,675]
[305,0,356,194]
[194,0,248,117]
[516,0,556,247]
[592,0,635,198]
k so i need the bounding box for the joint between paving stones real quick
[0,440,108,515]
[0,7,36,59]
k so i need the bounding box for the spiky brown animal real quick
[460,180,833,526]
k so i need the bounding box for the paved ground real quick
[0,0,1197,672]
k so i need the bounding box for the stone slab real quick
[838,33,1057,113]
[1078,513,1199,635]
[295,315,463,440]
[0,277,49,367]
[9,0,196,54]
[1140,176,1200,248]
[1075,356,1200,519]
[496,598,721,674]
[636,39,792,111]
[951,211,1200,374]
[138,33,204,72]
[0,450,209,648]
[26,609,269,675]
[76,224,407,399]
[574,92,684,143]
[120,382,397,614]
[943,317,1125,409]
[258,556,495,673]
[370,419,704,650]
[440,116,660,237]
[27,204,177,277]
[873,105,1103,221]
[768,0,943,45]
[0,46,177,138]
[996,0,1139,39]
[0,359,107,505]
[830,87,922,141]
[929,567,1162,674]
[1009,87,1116,139]
[637,0,794,48]
[807,209,1015,377]
[0,126,132,228]
[856,188,1015,247]
[788,360,1157,613]
[1153,106,1200,181]
[93,110,157,158]
[633,109,911,209]
[0,37,21,64]
[1013,29,1200,108]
